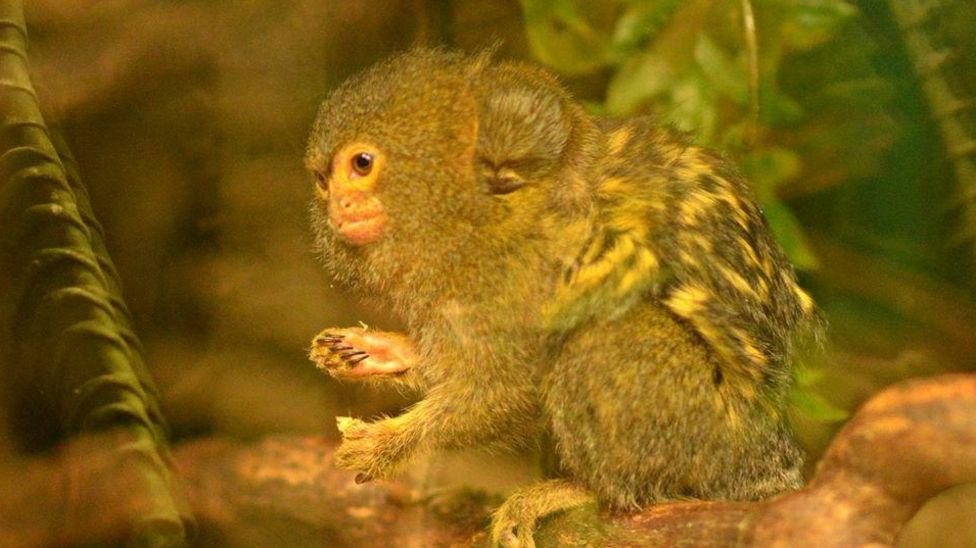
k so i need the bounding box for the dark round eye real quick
[314,171,328,190]
[351,152,373,176]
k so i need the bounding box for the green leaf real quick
[667,72,718,142]
[581,100,608,116]
[605,48,677,116]
[793,362,825,385]
[694,34,748,104]
[758,71,805,126]
[611,0,681,53]
[790,388,849,422]
[762,200,819,269]
[740,147,802,195]
[778,0,859,51]
[520,0,615,75]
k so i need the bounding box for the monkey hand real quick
[309,327,417,381]
[334,415,416,483]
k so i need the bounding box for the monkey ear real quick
[475,67,572,192]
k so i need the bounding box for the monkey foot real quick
[309,327,416,380]
[491,479,593,548]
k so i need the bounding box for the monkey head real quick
[306,50,593,303]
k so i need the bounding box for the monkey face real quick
[305,51,499,299]
[313,143,387,246]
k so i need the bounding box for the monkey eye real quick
[350,152,373,177]
[488,176,525,195]
[482,165,526,195]
[332,143,382,185]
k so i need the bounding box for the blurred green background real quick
[13,0,976,546]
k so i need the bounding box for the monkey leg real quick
[491,479,594,548]
[546,302,803,508]
[309,327,418,382]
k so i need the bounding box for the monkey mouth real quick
[330,208,386,246]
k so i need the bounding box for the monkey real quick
[305,48,818,547]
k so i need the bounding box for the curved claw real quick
[310,327,415,380]
[346,354,369,366]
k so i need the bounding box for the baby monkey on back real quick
[306,49,817,546]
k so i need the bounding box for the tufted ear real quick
[476,67,573,195]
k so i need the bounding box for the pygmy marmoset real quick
[306,49,817,546]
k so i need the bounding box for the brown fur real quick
[306,49,815,546]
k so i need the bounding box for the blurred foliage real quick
[789,364,848,422]
[887,0,976,286]
[0,1,190,543]
[520,0,899,274]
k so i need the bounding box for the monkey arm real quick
[333,337,541,482]
[409,374,540,451]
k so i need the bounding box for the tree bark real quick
[170,373,976,546]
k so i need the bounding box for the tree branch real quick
[166,373,976,546]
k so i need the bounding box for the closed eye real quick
[488,175,525,195]
[481,165,527,195]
